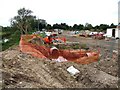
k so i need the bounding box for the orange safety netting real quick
[19,35,99,64]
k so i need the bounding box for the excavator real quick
[43,34,66,44]
[28,34,66,45]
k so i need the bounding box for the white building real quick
[105,28,120,39]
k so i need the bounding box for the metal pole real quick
[38,19,39,31]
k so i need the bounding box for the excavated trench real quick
[19,35,100,64]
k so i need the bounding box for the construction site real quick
[1,30,119,89]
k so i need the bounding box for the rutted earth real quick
[1,32,119,88]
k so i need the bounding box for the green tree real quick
[69,26,72,30]
[78,24,84,30]
[109,23,116,28]
[29,16,38,30]
[46,24,52,30]
[11,8,34,34]
[94,25,99,29]
[60,23,69,30]
[53,23,60,29]
[84,23,93,30]
[73,24,78,30]
[99,24,109,30]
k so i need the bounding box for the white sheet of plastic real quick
[86,53,92,57]
[67,66,80,75]
[52,56,67,62]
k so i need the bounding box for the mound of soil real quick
[2,46,118,88]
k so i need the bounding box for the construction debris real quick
[19,35,100,64]
[67,66,80,76]
[52,56,67,62]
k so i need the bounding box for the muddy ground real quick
[1,31,119,89]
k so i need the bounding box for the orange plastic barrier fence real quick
[19,35,99,64]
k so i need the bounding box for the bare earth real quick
[1,31,119,88]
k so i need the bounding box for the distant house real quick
[105,27,120,39]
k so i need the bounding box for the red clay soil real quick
[19,35,99,64]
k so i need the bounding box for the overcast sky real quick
[0,0,119,27]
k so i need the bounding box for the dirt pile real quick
[2,46,118,88]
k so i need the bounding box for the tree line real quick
[3,8,117,35]
[46,23,117,31]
